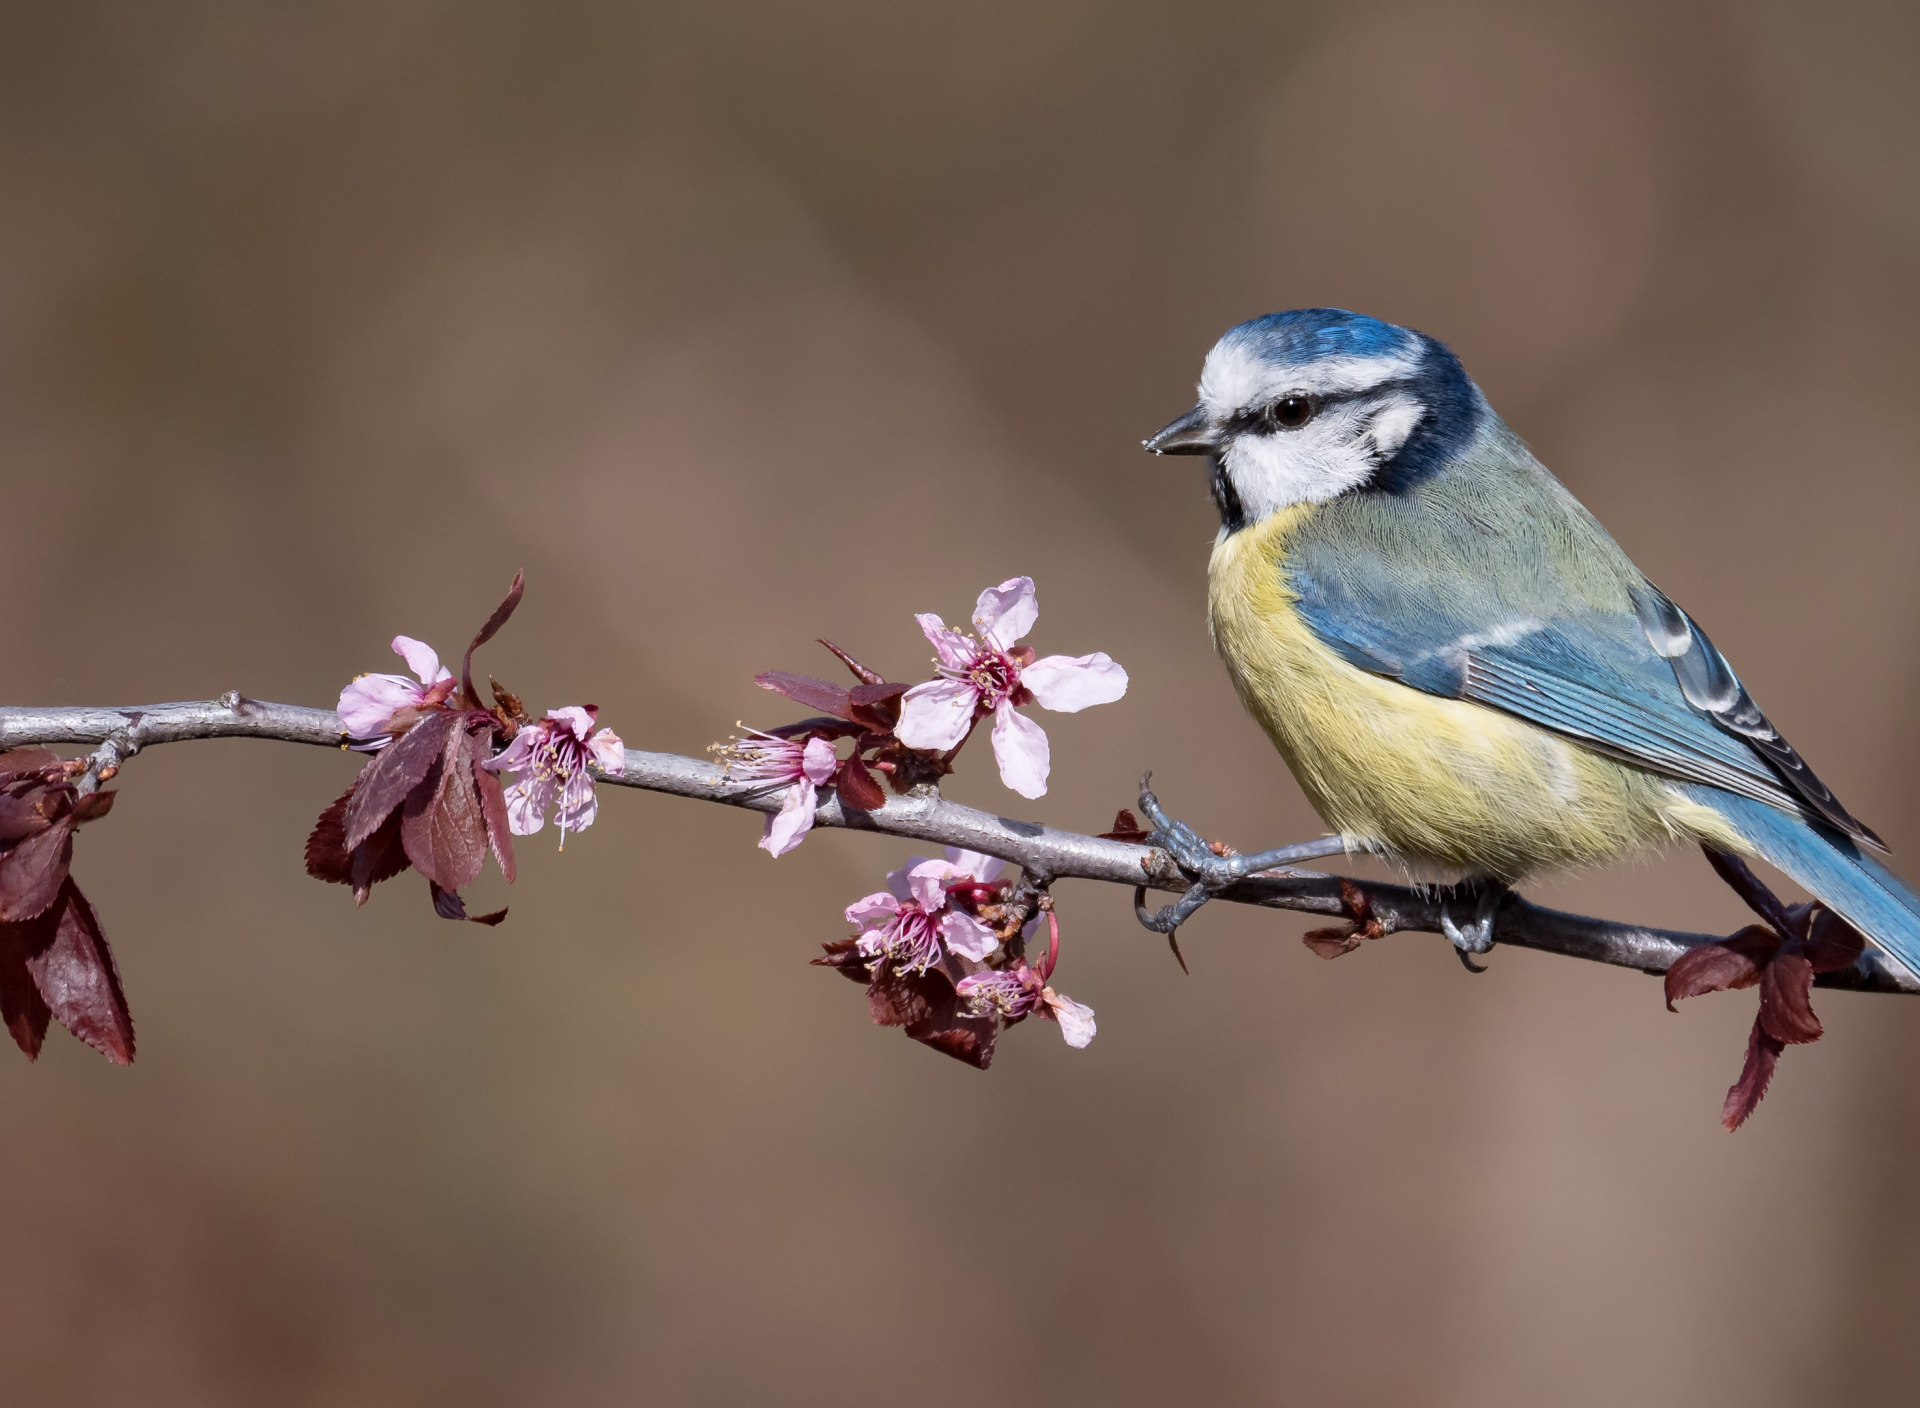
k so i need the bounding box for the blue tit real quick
[1141,306,1920,973]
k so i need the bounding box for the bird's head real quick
[1146,308,1486,533]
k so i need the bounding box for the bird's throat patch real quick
[1208,453,1249,535]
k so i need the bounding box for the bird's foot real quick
[1437,878,1508,973]
[1131,773,1347,936]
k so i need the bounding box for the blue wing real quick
[1284,537,1880,847]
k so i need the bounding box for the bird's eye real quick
[1270,394,1315,430]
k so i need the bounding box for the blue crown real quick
[1219,308,1415,365]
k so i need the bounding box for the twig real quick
[2,696,1913,994]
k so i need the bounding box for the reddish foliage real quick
[1302,878,1388,959]
[0,751,132,1063]
[834,756,887,812]
[1097,808,1153,845]
[1668,851,1867,1130]
[752,640,946,799]
[429,882,508,926]
[307,577,527,923]
[813,942,1003,1070]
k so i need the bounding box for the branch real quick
[4,696,1913,994]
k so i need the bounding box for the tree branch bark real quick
[3,695,1912,994]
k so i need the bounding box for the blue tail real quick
[1697,789,1920,980]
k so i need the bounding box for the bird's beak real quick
[1144,405,1216,456]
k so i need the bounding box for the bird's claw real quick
[1133,773,1348,936]
[1438,879,1506,973]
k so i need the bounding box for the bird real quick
[1139,306,1920,977]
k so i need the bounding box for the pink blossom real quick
[843,847,1004,970]
[337,635,456,747]
[893,577,1127,799]
[955,961,1097,1049]
[719,730,839,857]
[483,705,625,842]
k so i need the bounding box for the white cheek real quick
[1364,395,1423,458]
[1221,412,1378,519]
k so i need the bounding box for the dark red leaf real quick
[817,639,885,686]
[1098,809,1153,844]
[846,681,907,733]
[349,810,410,905]
[755,671,852,720]
[0,815,74,922]
[1664,927,1776,1011]
[0,790,54,842]
[895,966,998,1069]
[472,753,516,884]
[400,725,488,892]
[344,710,456,850]
[429,881,507,926]
[0,748,57,778]
[835,756,887,812]
[27,879,133,1065]
[812,938,874,986]
[1806,906,1867,973]
[1722,1016,1785,1132]
[908,1011,999,1070]
[461,569,525,706]
[1758,950,1822,1045]
[865,960,955,1029]
[305,784,356,885]
[71,790,115,823]
[0,911,53,1059]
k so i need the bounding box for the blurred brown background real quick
[3,1,1919,1402]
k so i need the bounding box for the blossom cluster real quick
[307,572,626,925]
[722,576,1126,855]
[315,570,1121,1071]
[815,847,1094,1068]
[729,576,1123,1066]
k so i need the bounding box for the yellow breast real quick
[1205,507,1741,880]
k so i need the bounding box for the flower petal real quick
[588,728,626,775]
[338,674,421,738]
[907,859,959,912]
[482,728,539,774]
[972,577,1038,651]
[940,910,999,962]
[886,861,926,903]
[1021,652,1129,713]
[990,701,1050,799]
[503,776,551,835]
[916,613,978,671]
[845,891,900,927]
[557,782,599,834]
[1046,992,1097,1048]
[800,736,838,786]
[760,779,818,857]
[894,679,980,751]
[391,636,449,687]
[546,705,598,741]
[944,847,1003,884]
